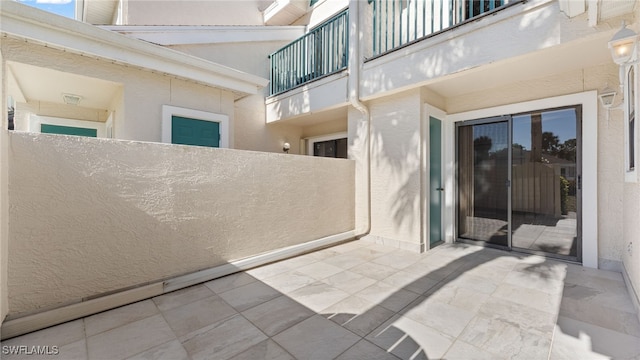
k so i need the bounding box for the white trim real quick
[423,105,451,250]
[29,115,106,138]
[625,64,638,183]
[448,91,598,268]
[306,132,348,156]
[100,25,306,46]
[1,1,268,96]
[161,105,229,148]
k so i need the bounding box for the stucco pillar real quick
[348,106,370,235]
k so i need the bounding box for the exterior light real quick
[283,142,290,153]
[609,21,638,65]
[599,85,617,108]
[608,22,639,89]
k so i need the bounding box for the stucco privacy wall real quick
[7,132,354,317]
[1,38,234,144]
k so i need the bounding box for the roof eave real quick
[0,1,268,96]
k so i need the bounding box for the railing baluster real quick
[268,9,347,95]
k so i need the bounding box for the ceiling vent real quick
[62,93,83,106]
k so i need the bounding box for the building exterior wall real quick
[6,132,355,317]
[2,38,235,145]
[365,89,423,251]
[292,0,349,28]
[169,42,304,153]
[125,0,266,26]
[623,183,640,316]
[1,51,9,322]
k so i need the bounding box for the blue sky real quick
[19,0,76,19]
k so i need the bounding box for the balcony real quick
[367,0,524,58]
[269,9,348,96]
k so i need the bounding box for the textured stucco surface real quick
[126,0,266,25]
[623,183,640,311]
[169,42,306,154]
[1,53,9,321]
[367,89,423,248]
[6,133,354,316]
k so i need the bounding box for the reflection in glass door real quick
[457,119,510,248]
[511,108,579,258]
[456,107,581,261]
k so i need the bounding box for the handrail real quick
[369,0,522,58]
[269,9,349,96]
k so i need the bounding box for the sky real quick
[18,0,76,19]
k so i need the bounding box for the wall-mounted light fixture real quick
[282,142,290,153]
[609,21,639,87]
[599,85,617,108]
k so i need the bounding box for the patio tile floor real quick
[2,241,640,359]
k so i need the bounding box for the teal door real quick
[41,124,97,137]
[172,116,220,147]
[429,116,443,247]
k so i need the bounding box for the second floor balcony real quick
[268,0,522,96]
[269,8,349,96]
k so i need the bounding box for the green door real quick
[41,124,97,137]
[172,116,220,147]
[429,116,443,247]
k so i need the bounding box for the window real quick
[162,105,229,148]
[314,138,347,158]
[307,132,348,159]
[29,115,106,137]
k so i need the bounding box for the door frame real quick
[424,105,449,250]
[454,115,512,251]
[447,91,598,268]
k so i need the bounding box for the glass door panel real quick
[511,108,579,257]
[457,121,510,247]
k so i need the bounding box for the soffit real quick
[8,62,122,110]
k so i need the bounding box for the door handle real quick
[436,187,444,191]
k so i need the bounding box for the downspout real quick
[348,0,372,238]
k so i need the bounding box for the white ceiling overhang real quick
[100,25,306,46]
[0,1,269,98]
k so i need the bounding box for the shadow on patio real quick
[2,241,639,360]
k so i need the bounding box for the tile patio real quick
[2,241,640,359]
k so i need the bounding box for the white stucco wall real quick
[2,39,235,145]
[7,132,354,317]
[365,89,424,250]
[1,52,9,322]
[125,0,266,25]
[623,183,640,315]
[293,0,349,28]
[169,42,304,153]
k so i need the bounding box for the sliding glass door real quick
[456,107,581,261]
[457,118,510,247]
[511,107,580,258]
